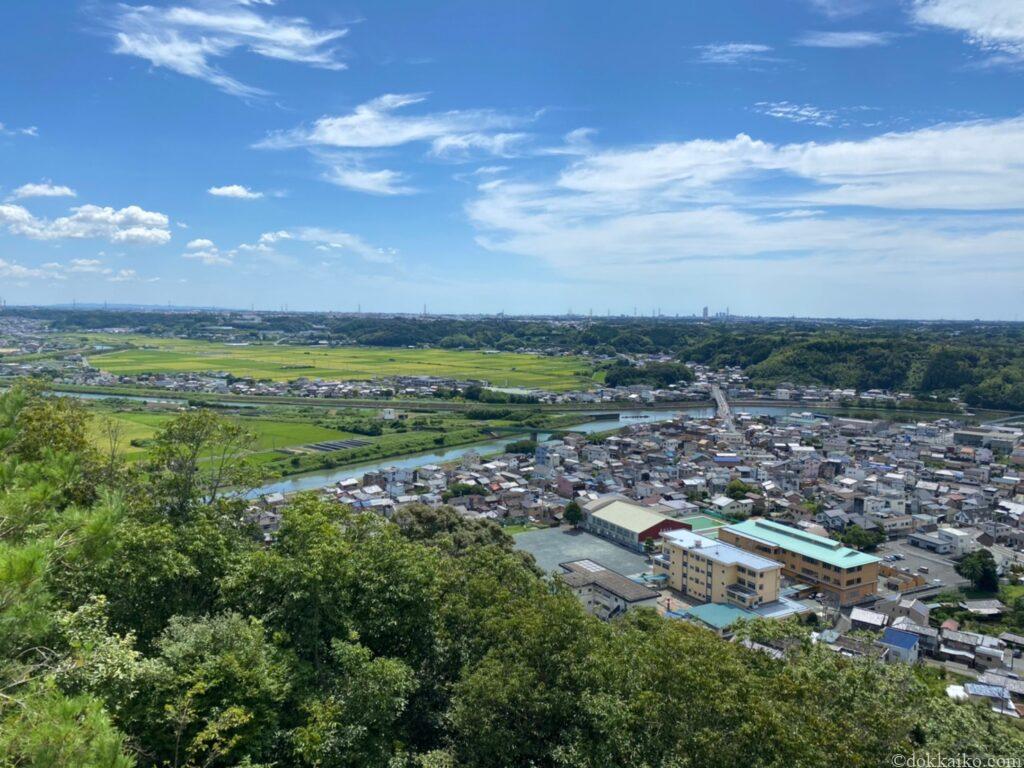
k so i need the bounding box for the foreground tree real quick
[2,385,1024,767]
[956,548,1000,593]
[563,500,583,527]
[148,410,261,517]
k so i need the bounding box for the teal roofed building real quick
[719,518,881,606]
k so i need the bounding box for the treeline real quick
[18,308,1024,409]
[2,385,1022,766]
[603,360,695,388]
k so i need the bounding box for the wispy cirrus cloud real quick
[257,93,524,151]
[0,121,37,138]
[694,42,772,65]
[805,0,872,19]
[318,156,415,195]
[796,30,894,47]
[109,0,348,97]
[258,93,532,195]
[912,0,1024,65]
[290,227,397,263]
[754,101,839,127]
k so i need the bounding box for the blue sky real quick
[1,0,1023,318]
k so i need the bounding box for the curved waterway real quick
[54,391,263,407]
[49,390,187,405]
[251,406,798,496]
[38,388,794,496]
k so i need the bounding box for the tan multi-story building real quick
[654,528,782,609]
[719,518,879,606]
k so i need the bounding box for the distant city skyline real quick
[2,1,1024,318]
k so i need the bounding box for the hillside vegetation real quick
[1,383,1022,767]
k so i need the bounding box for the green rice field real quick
[81,335,595,391]
[87,409,359,458]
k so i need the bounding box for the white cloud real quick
[796,30,893,47]
[695,43,772,64]
[543,117,1024,209]
[258,230,292,244]
[539,127,597,157]
[235,227,394,263]
[913,0,1024,64]
[257,93,532,195]
[110,0,347,97]
[258,93,522,151]
[465,117,1024,286]
[186,238,215,249]
[319,157,415,195]
[0,202,171,244]
[806,0,870,18]
[0,122,37,138]
[0,257,159,283]
[754,101,839,127]
[0,258,53,280]
[68,258,112,274]
[208,184,263,199]
[8,182,76,200]
[292,227,397,263]
[430,132,528,158]
[108,268,157,283]
[183,248,233,266]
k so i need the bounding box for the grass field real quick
[80,399,535,477]
[87,408,361,458]
[80,335,595,391]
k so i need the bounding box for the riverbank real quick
[250,408,703,495]
[38,382,716,412]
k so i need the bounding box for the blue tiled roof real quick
[881,627,918,651]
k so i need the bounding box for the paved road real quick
[711,385,735,431]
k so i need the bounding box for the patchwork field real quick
[87,408,360,458]
[81,335,595,391]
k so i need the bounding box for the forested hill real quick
[11,308,1024,408]
[1,382,1022,766]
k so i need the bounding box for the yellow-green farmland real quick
[83,335,596,391]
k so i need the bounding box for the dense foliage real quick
[955,549,1001,593]
[603,361,695,388]
[2,384,1023,766]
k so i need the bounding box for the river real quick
[43,388,796,495]
[250,406,802,496]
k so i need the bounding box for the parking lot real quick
[875,539,967,593]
